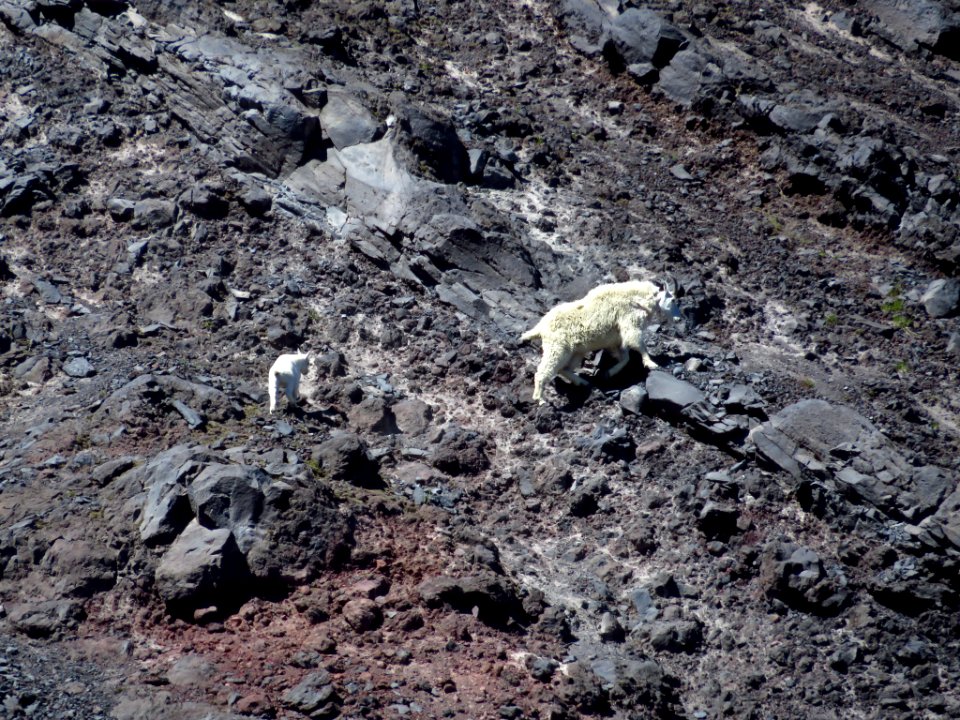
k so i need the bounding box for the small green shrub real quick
[882,285,912,329]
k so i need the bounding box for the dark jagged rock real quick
[311,432,383,487]
[281,671,340,719]
[863,0,960,60]
[646,371,704,409]
[243,472,354,584]
[576,424,635,462]
[555,661,609,715]
[619,384,648,415]
[697,502,740,541]
[762,542,851,616]
[648,618,704,653]
[750,399,950,523]
[135,444,217,545]
[429,424,490,476]
[418,572,528,628]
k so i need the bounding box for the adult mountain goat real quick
[268,350,311,413]
[520,280,681,404]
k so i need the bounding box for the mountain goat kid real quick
[268,350,311,413]
[520,280,681,404]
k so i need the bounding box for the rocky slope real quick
[1,0,959,718]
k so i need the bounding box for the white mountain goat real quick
[268,351,311,413]
[520,280,681,404]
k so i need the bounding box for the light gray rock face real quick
[645,371,750,440]
[863,0,960,59]
[320,90,382,150]
[284,135,420,235]
[187,464,268,553]
[135,445,216,545]
[750,400,952,522]
[154,519,248,611]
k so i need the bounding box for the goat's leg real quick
[639,337,659,369]
[285,373,299,406]
[605,346,631,377]
[269,372,278,414]
[533,344,574,403]
[557,351,590,386]
[622,323,659,369]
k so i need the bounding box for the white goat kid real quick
[268,351,311,413]
[520,280,681,404]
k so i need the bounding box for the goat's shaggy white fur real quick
[520,280,680,404]
[268,351,311,413]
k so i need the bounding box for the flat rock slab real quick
[645,371,705,409]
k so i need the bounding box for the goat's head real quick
[656,277,682,322]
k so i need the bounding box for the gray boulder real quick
[187,464,268,553]
[7,600,86,639]
[762,542,850,615]
[656,48,723,106]
[609,8,686,68]
[243,470,354,584]
[41,539,117,598]
[392,398,434,436]
[133,199,177,228]
[62,356,95,378]
[619,384,648,415]
[648,618,704,653]
[418,571,527,628]
[311,433,382,487]
[155,519,248,613]
[921,278,959,318]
